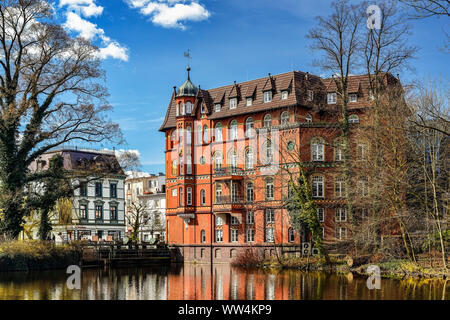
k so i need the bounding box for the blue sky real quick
[55,0,449,173]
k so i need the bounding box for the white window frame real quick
[247,211,254,225]
[246,97,253,106]
[349,115,359,124]
[216,229,223,243]
[335,208,347,222]
[265,227,274,243]
[171,188,177,197]
[265,208,275,224]
[245,149,254,170]
[335,177,346,198]
[187,187,192,205]
[246,182,254,202]
[229,97,237,109]
[349,93,358,103]
[317,208,325,222]
[312,176,324,198]
[305,114,312,123]
[245,117,254,138]
[200,189,206,206]
[246,228,255,242]
[264,91,272,103]
[231,229,238,242]
[281,91,289,100]
[281,111,289,126]
[307,90,314,102]
[230,120,238,140]
[215,103,221,112]
[265,178,274,200]
[215,123,223,142]
[263,114,272,128]
[327,92,337,104]
[312,140,324,161]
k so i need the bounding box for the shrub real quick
[231,247,264,268]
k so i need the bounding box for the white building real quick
[125,173,166,242]
[29,149,127,241]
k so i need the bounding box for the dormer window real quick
[229,97,237,109]
[281,91,289,100]
[185,101,192,114]
[201,104,206,114]
[246,97,253,106]
[307,90,314,102]
[327,92,337,104]
[264,91,272,103]
[349,93,358,103]
[215,103,221,112]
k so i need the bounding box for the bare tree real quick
[401,0,450,17]
[126,200,151,243]
[0,0,122,237]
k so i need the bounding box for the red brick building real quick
[160,68,396,263]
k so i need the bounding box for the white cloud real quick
[126,0,210,30]
[98,42,129,61]
[59,0,104,17]
[59,1,129,61]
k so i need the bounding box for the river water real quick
[0,264,448,300]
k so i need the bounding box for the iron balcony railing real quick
[214,195,244,205]
[214,166,244,176]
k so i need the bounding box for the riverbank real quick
[253,256,449,280]
[0,240,81,272]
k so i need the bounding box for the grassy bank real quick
[236,254,449,280]
[0,240,81,272]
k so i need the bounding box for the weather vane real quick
[184,49,191,68]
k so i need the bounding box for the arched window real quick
[281,111,289,126]
[203,125,208,143]
[197,126,202,145]
[171,160,177,176]
[311,137,325,161]
[264,140,274,165]
[264,114,272,128]
[305,113,312,123]
[176,103,180,116]
[228,149,237,168]
[200,189,206,206]
[229,120,238,140]
[186,101,192,114]
[265,177,274,200]
[186,126,191,145]
[245,148,254,170]
[213,152,222,170]
[245,117,254,137]
[312,175,324,198]
[215,122,223,142]
[349,114,359,124]
[288,228,295,242]
[200,230,206,243]
[181,102,185,115]
[246,182,254,202]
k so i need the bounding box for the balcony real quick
[213,167,244,181]
[213,195,245,213]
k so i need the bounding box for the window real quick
[79,204,87,219]
[246,97,253,106]
[358,177,369,197]
[288,228,295,242]
[186,126,192,145]
[265,227,274,243]
[179,155,183,175]
[245,148,254,170]
[246,183,254,202]
[265,209,275,224]
[95,204,103,220]
[349,114,359,124]
[349,93,358,103]
[231,216,239,225]
[287,141,295,151]
[110,205,118,221]
[181,102,186,115]
[95,182,102,197]
[231,229,238,242]
[197,126,202,144]
[215,103,221,112]
[110,183,117,198]
[179,187,183,206]
[187,187,192,205]
[335,141,344,161]
[215,123,223,142]
[203,125,208,143]
[327,92,337,104]
[312,176,324,198]
[171,188,177,196]
[312,138,325,161]
[307,90,314,102]
[201,103,206,114]
[216,216,223,226]
[281,91,289,100]
[228,149,237,169]
[358,143,368,160]
[263,114,272,128]
[216,230,223,242]
[214,152,222,169]
[247,211,254,224]
[229,120,238,140]
[200,156,206,165]
[246,229,255,242]
[264,140,274,165]
[335,208,347,222]
[176,103,180,116]
[215,184,222,203]
[335,177,346,198]
[186,155,192,174]
[80,182,87,197]
[317,208,325,222]
[264,91,272,103]
[229,97,237,109]
[245,117,254,137]
[186,101,192,114]
[201,230,206,243]
[305,113,312,123]
[200,189,206,206]
[336,227,347,240]
[265,178,274,200]
[281,111,289,126]
[172,160,177,176]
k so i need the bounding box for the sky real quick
[53,0,449,174]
